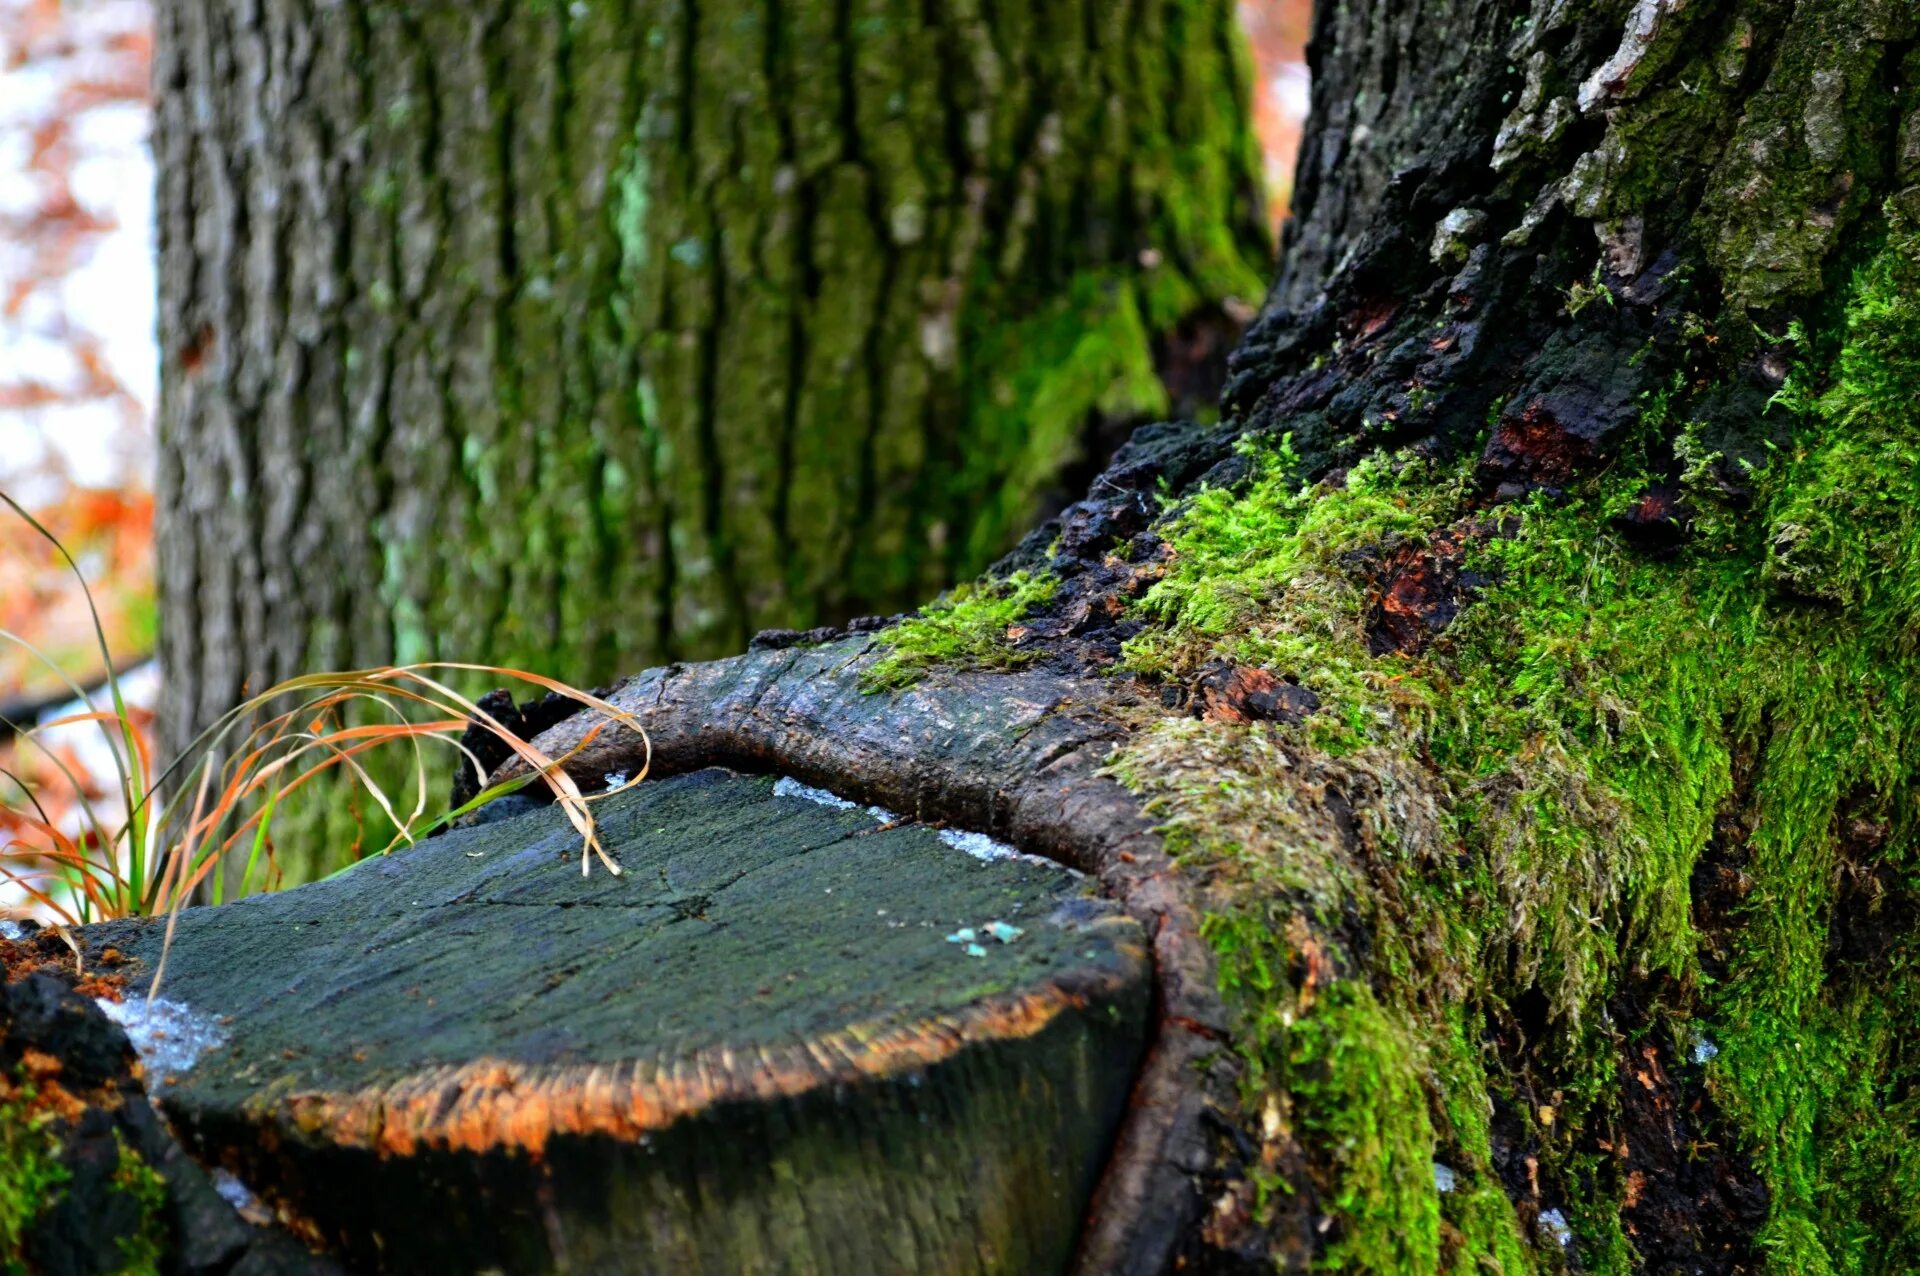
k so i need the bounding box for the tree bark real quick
[499,0,1920,1269]
[152,0,1270,762]
[150,0,1920,1269]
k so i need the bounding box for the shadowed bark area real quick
[151,0,1270,788]
[497,0,1920,1269]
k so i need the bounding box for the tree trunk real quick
[152,0,1270,763]
[491,0,1920,1269]
[147,0,1920,1270]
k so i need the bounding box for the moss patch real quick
[864,571,1058,692]
[110,1132,167,1275]
[0,1071,69,1271]
[1106,201,1920,1270]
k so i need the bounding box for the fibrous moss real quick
[863,571,1057,692]
[1107,200,1920,1270]
[110,1132,167,1275]
[1284,983,1441,1272]
[0,1073,68,1271]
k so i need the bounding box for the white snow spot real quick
[1692,1033,1719,1064]
[937,827,1023,863]
[773,775,1073,872]
[1538,1207,1573,1248]
[0,920,22,940]
[96,993,227,1083]
[602,771,628,790]
[1432,1161,1458,1193]
[210,1168,257,1214]
[773,775,859,811]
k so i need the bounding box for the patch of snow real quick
[1538,1208,1573,1248]
[1432,1161,1458,1193]
[96,993,227,1083]
[210,1168,258,1214]
[1691,1033,1719,1065]
[0,920,22,940]
[937,827,1023,862]
[603,771,628,790]
[983,920,1024,944]
[774,774,1073,871]
[773,775,858,810]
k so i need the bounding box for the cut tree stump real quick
[82,769,1151,1275]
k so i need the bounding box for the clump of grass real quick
[862,570,1057,691]
[0,492,651,942]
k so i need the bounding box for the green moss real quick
[957,275,1174,570]
[110,1132,167,1275]
[1106,201,1920,1270]
[1286,984,1441,1271]
[0,1075,68,1271]
[863,571,1056,692]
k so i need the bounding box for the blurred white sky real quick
[0,0,155,505]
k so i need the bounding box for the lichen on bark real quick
[154,0,1270,878]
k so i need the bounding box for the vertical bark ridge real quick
[157,0,1270,867]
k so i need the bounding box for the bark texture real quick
[501,0,1920,1269]
[153,0,1270,763]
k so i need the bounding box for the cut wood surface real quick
[83,769,1151,1275]
[488,637,1238,1276]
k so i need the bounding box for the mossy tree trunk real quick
[1130,0,1920,1266]
[151,0,1270,782]
[504,0,1920,1269]
[145,0,1920,1269]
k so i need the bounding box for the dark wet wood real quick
[490,641,1234,1276]
[85,770,1150,1275]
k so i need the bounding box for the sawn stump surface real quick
[84,768,1152,1275]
